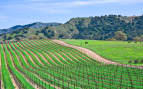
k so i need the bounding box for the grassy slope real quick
[63,39,143,65]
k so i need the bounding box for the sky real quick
[0,0,143,29]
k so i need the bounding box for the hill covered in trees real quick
[0,15,143,41]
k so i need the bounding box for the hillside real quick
[47,15,143,40]
[0,22,61,34]
[0,15,143,41]
[0,22,61,40]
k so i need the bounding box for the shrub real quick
[140,59,143,63]
[128,60,132,63]
[134,60,139,64]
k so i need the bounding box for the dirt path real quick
[53,40,143,69]
[53,40,118,64]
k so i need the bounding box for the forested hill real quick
[0,15,143,41]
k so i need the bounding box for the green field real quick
[0,39,143,89]
[63,39,143,65]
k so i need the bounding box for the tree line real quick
[107,31,143,43]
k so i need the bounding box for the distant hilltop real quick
[0,15,143,41]
[0,22,62,34]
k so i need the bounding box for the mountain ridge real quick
[0,15,143,41]
[0,22,62,34]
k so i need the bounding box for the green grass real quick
[63,39,143,65]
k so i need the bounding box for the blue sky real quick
[0,0,143,29]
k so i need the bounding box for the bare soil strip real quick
[53,40,143,69]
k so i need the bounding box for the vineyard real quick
[0,39,143,89]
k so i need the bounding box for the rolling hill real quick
[0,15,143,41]
[0,22,61,34]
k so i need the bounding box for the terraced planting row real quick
[0,39,143,89]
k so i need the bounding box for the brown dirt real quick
[53,40,143,69]
[53,40,118,64]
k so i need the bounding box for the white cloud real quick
[1,0,143,14]
[0,2,70,14]
[54,0,143,7]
